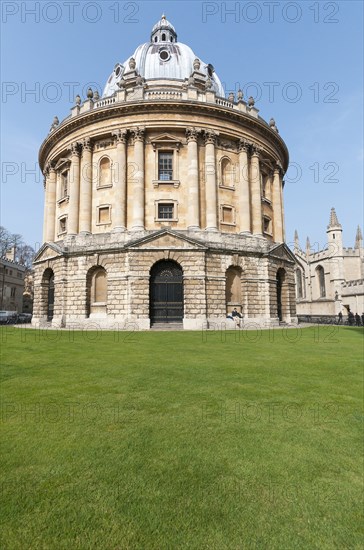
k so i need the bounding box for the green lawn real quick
[1,325,363,549]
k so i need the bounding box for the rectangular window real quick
[59,216,67,234]
[11,287,16,298]
[158,203,174,219]
[98,206,110,224]
[158,152,173,181]
[263,217,272,234]
[222,206,234,225]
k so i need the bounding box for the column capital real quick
[274,161,284,176]
[81,137,93,153]
[112,129,128,144]
[132,126,145,142]
[250,144,263,158]
[44,161,56,177]
[186,127,199,143]
[237,139,250,153]
[69,142,81,156]
[204,130,217,145]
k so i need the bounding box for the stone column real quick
[45,164,56,242]
[272,164,284,243]
[131,127,145,230]
[204,131,218,231]
[250,147,262,235]
[79,138,93,234]
[186,127,200,230]
[42,176,48,243]
[68,142,81,235]
[238,140,251,233]
[112,130,128,231]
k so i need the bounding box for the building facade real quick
[33,16,297,329]
[294,208,364,320]
[0,255,26,313]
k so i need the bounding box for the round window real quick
[159,49,170,61]
[114,64,122,77]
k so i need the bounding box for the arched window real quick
[221,157,234,187]
[99,157,111,187]
[261,173,271,200]
[316,266,326,298]
[226,266,242,314]
[296,269,303,299]
[162,33,166,41]
[86,266,107,317]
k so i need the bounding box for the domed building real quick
[33,15,297,329]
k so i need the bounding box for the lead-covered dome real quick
[103,15,225,98]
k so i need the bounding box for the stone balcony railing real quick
[55,85,261,130]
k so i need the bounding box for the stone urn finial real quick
[269,118,278,132]
[248,96,255,107]
[129,57,136,70]
[237,89,243,101]
[53,116,59,126]
[93,90,99,101]
[75,94,81,106]
[87,87,94,99]
[193,58,200,71]
[228,92,234,102]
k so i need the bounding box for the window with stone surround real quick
[97,205,111,225]
[152,137,181,187]
[86,266,107,317]
[61,170,69,198]
[316,265,326,298]
[158,152,173,181]
[296,268,304,299]
[220,157,235,188]
[98,157,112,188]
[263,216,272,235]
[155,200,178,222]
[59,216,67,235]
[220,205,235,226]
[261,172,271,201]
[225,266,242,316]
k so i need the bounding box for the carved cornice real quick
[39,101,289,172]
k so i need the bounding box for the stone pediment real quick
[127,230,206,250]
[267,243,297,264]
[33,242,63,263]
[150,133,182,149]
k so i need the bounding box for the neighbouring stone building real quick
[294,208,364,321]
[32,15,297,329]
[0,252,26,313]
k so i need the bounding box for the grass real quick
[0,325,363,549]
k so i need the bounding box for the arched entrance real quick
[276,268,285,321]
[150,260,183,324]
[41,269,55,321]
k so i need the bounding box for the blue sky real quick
[1,0,363,251]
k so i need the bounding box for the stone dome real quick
[103,15,225,98]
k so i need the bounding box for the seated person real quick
[231,307,242,327]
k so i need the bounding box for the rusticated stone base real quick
[32,229,297,330]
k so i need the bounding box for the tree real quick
[0,226,35,269]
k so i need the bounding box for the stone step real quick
[150,323,184,331]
